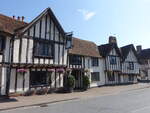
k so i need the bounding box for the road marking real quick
[131,106,150,113]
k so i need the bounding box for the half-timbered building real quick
[0,8,71,96]
[98,36,122,85]
[137,46,150,81]
[120,44,140,83]
[68,38,105,88]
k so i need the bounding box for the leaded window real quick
[91,72,100,82]
[91,58,99,66]
[34,40,54,58]
[110,56,117,65]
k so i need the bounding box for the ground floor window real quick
[91,72,100,82]
[129,75,134,81]
[107,72,115,81]
[30,71,49,86]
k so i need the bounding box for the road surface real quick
[1,87,150,113]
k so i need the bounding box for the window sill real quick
[30,84,49,88]
[34,55,53,59]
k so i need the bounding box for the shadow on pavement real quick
[0,96,18,103]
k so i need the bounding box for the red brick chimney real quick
[21,16,25,22]
[13,15,15,19]
[17,16,20,21]
[109,36,117,44]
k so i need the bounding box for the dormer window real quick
[65,32,73,49]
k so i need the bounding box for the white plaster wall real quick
[21,38,27,63]
[13,39,20,63]
[35,21,40,37]
[46,15,50,40]
[84,57,105,87]
[16,73,23,92]
[59,45,63,65]
[4,37,11,62]
[24,71,30,91]
[9,69,30,93]
[41,17,46,39]
[0,55,3,62]
[90,58,105,87]
[1,67,7,95]
[55,44,58,64]
[9,69,16,93]
[28,39,33,63]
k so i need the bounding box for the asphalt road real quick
[1,87,150,113]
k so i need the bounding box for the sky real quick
[0,0,150,49]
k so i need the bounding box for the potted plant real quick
[82,75,90,90]
[67,75,75,93]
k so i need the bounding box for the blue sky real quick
[1,0,150,49]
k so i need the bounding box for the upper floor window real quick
[34,40,54,58]
[110,56,117,65]
[0,36,5,53]
[91,58,99,66]
[128,62,134,70]
[69,55,82,65]
[91,72,100,82]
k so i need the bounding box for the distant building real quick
[120,44,140,83]
[137,46,150,81]
[67,38,105,88]
[98,36,122,85]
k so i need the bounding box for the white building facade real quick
[0,8,71,96]
[68,38,105,88]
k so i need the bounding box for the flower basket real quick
[17,68,27,74]
[84,69,90,73]
[56,68,65,73]
[47,68,55,73]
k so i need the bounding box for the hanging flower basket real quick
[17,68,27,74]
[56,68,65,73]
[47,68,55,72]
[84,69,90,73]
[66,68,72,72]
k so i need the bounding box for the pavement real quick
[0,83,150,111]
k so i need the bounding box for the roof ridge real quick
[0,13,28,24]
[73,37,97,44]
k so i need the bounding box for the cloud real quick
[77,9,96,21]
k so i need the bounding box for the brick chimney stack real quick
[13,15,15,19]
[109,36,117,44]
[21,16,25,22]
[17,16,20,21]
[136,45,142,54]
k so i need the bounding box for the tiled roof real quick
[98,43,121,57]
[138,48,150,59]
[0,14,28,35]
[120,44,138,62]
[68,37,101,58]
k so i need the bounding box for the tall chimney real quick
[136,45,142,54]
[17,16,20,21]
[21,16,25,22]
[109,36,117,44]
[13,15,15,19]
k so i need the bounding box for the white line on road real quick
[131,106,150,113]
